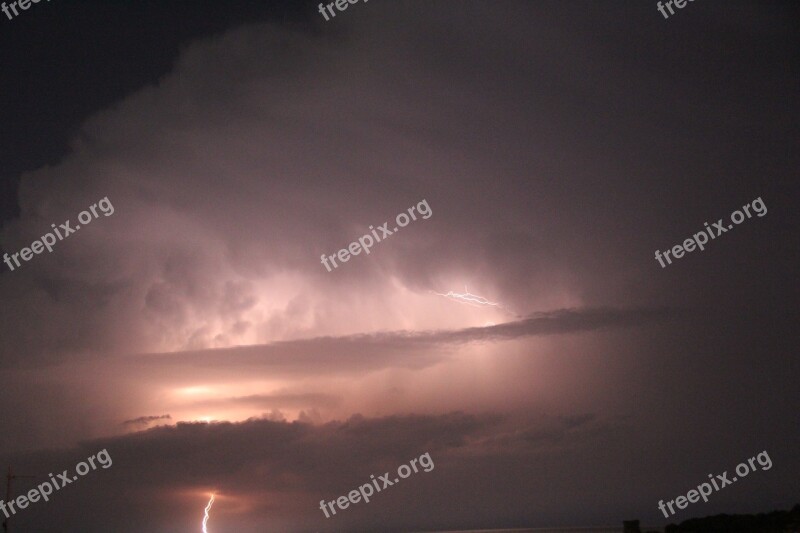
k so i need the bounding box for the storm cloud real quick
[0,0,796,531]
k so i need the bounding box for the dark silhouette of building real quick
[624,520,642,533]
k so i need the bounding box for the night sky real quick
[0,1,797,531]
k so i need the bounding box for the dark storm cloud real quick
[2,411,617,532]
[0,1,698,366]
[473,412,603,453]
[9,409,790,532]
[0,0,792,369]
[126,305,679,378]
[425,306,681,344]
[122,415,172,427]
[1,413,501,531]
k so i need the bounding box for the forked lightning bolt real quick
[202,493,215,533]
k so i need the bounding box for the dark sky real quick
[0,1,797,531]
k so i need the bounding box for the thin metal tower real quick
[2,467,36,533]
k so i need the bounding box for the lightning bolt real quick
[432,286,502,308]
[431,286,520,319]
[202,493,215,533]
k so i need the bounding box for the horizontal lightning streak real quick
[432,286,501,308]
